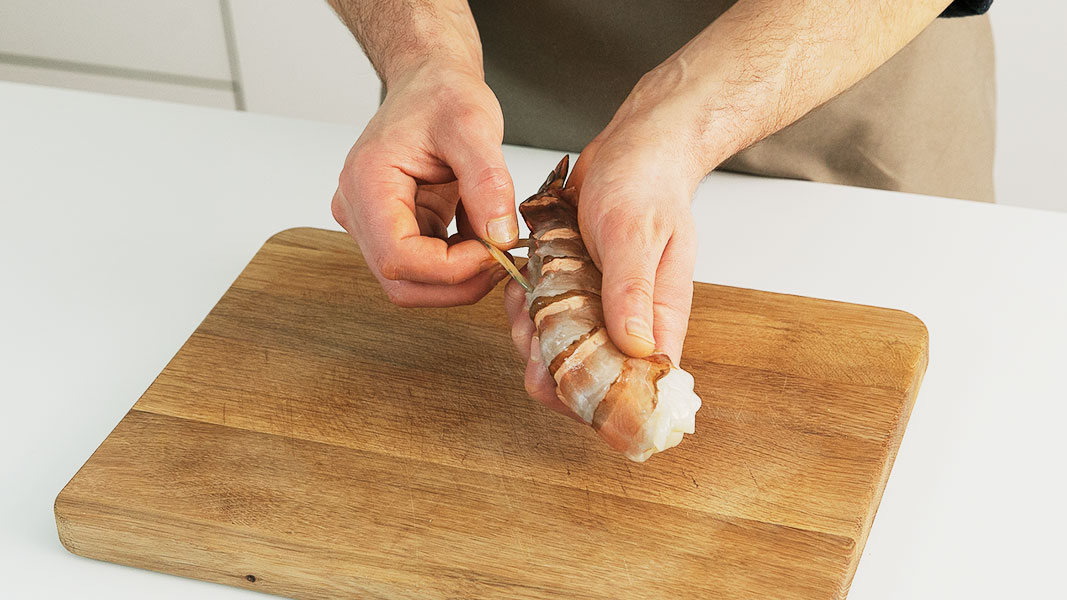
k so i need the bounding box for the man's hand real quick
[503,67,706,412]
[331,0,953,414]
[328,0,516,307]
[331,64,517,306]
[501,0,953,414]
[567,82,705,363]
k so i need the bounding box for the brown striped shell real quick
[518,156,674,454]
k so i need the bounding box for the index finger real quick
[651,227,697,364]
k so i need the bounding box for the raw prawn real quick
[495,156,702,462]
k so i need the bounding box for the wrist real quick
[374,8,484,92]
[622,60,743,180]
[383,54,484,97]
[382,51,483,92]
[382,62,496,118]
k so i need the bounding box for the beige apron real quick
[469,2,995,202]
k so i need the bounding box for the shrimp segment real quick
[517,156,702,462]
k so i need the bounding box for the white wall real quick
[225,0,379,129]
[989,2,1067,212]
[0,1,1062,211]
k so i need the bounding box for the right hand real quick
[331,64,518,307]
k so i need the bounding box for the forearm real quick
[649,0,953,171]
[326,0,483,87]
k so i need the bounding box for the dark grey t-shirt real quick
[467,0,993,151]
[943,1,994,17]
[466,0,996,202]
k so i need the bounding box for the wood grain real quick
[55,227,928,599]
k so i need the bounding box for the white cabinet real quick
[227,0,379,128]
[0,0,377,124]
[0,0,232,80]
[0,62,236,109]
[0,0,235,107]
[990,3,1067,212]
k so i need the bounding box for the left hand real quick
[504,58,710,413]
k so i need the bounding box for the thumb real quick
[597,225,665,358]
[444,140,517,248]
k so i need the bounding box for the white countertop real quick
[1,80,1065,598]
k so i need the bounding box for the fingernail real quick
[487,216,517,245]
[491,267,509,284]
[625,317,656,347]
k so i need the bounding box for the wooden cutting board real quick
[55,227,927,600]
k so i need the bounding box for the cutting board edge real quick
[54,492,313,599]
[835,340,928,599]
[52,410,867,600]
[54,408,141,552]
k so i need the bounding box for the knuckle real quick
[511,320,532,350]
[336,156,374,216]
[504,279,526,306]
[453,105,485,129]
[382,284,408,307]
[654,298,691,326]
[470,166,512,197]
[453,288,483,306]
[598,204,656,246]
[437,264,473,287]
[615,275,655,306]
[374,254,402,281]
[439,103,492,139]
[381,281,401,303]
[344,145,376,174]
[524,375,543,398]
[330,191,349,229]
[445,100,503,139]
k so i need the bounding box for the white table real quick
[2,81,1065,598]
